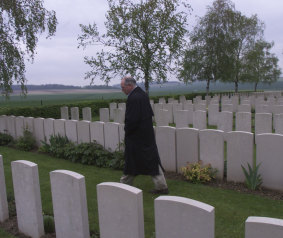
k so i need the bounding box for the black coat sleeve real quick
[124,95,141,136]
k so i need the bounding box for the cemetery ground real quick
[1,147,283,238]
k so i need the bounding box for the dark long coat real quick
[124,86,162,176]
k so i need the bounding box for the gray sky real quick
[25,0,283,86]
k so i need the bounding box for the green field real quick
[0,92,126,108]
[1,146,283,238]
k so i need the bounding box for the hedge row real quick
[0,91,220,119]
[0,99,126,119]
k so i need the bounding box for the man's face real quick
[121,79,132,95]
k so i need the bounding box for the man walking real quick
[120,76,168,194]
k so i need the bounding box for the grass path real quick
[1,146,283,238]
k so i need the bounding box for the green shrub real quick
[43,214,55,233]
[0,131,14,146]
[241,163,262,190]
[40,135,122,169]
[109,149,125,170]
[40,135,72,158]
[64,142,113,167]
[181,160,217,184]
[15,129,36,151]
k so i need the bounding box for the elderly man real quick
[120,76,168,194]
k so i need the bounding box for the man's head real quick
[121,76,136,95]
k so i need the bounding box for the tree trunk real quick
[234,81,238,93]
[254,82,258,92]
[206,79,210,96]
[144,73,149,95]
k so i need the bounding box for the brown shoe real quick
[150,188,169,195]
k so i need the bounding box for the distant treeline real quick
[11,84,116,91]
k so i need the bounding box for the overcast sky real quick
[25,0,283,86]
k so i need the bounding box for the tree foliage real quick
[242,40,281,91]
[0,0,57,96]
[179,0,272,93]
[178,0,234,95]
[78,0,191,94]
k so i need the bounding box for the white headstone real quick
[176,128,199,173]
[193,110,206,130]
[113,108,125,124]
[163,103,173,123]
[24,117,34,134]
[235,112,251,132]
[11,160,44,238]
[255,113,272,135]
[104,122,120,152]
[226,131,254,182]
[183,103,194,124]
[77,120,91,143]
[54,119,66,137]
[71,107,79,121]
[256,133,283,191]
[50,170,90,238]
[99,108,110,122]
[65,120,78,143]
[174,110,189,128]
[153,103,163,120]
[97,182,144,238]
[82,107,92,121]
[173,103,183,123]
[15,116,25,139]
[156,126,176,172]
[208,104,219,126]
[245,216,283,238]
[199,129,224,179]
[217,111,233,135]
[155,196,214,238]
[60,106,69,120]
[90,121,105,147]
[155,109,170,127]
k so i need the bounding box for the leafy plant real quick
[40,135,72,158]
[181,160,217,184]
[241,163,262,190]
[109,149,125,170]
[0,131,14,146]
[15,129,36,151]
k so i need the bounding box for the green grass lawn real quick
[1,146,283,238]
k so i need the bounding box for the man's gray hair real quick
[124,76,136,86]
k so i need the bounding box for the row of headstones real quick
[59,93,283,123]
[100,96,283,126]
[1,114,283,191]
[60,106,93,121]
[155,108,283,135]
[156,127,283,191]
[0,156,282,238]
[0,115,123,151]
